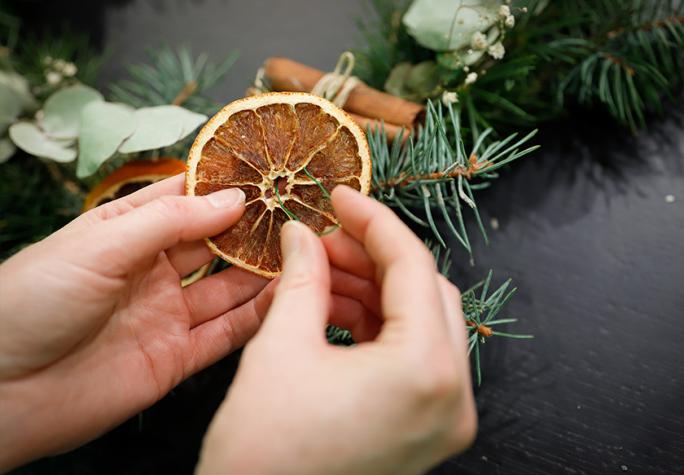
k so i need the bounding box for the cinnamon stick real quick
[263,57,424,129]
[348,113,409,142]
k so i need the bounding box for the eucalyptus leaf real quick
[77,102,136,177]
[403,0,501,51]
[385,62,440,102]
[0,84,23,130]
[119,105,207,153]
[0,137,16,163]
[42,85,104,139]
[436,51,463,70]
[405,61,440,96]
[0,72,36,134]
[9,122,77,162]
[0,71,36,112]
[385,62,413,98]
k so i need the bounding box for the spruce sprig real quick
[355,0,684,134]
[370,101,539,253]
[461,270,533,386]
[110,46,238,114]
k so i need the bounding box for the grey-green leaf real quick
[0,137,17,163]
[77,102,136,177]
[118,105,207,154]
[42,85,104,139]
[0,71,36,113]
[403,0,501,51]
[8,122,77,162]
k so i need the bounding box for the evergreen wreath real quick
[1,1,682,384]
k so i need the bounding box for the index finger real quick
[331,185,449,343]
[67,174,187,232]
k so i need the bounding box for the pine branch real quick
[461,270,533,386]
[370,101,538,253]
[0,156,82,261]
[355,0,684,134]
[352,0,429,89]
[110,46,238,115]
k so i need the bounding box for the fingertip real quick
[205,188,246,209]
[331,184,360,209]
[280,220,312,262]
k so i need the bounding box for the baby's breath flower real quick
[441,91,459,105]
[488,42,505,60]
[470,31,488,51]
[505,14,515,28]
[499,5,511,18]
[465,72,478,85]
[53,59,67,72]
[46,71,62,86]
[62,62,78,77]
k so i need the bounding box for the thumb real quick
[81,188,245,275]
[258,220,331,343]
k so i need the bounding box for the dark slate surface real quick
[10,1,684,473]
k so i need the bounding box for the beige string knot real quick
[246,67,268,96]
[310,52,361,107]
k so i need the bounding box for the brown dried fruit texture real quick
[186,93,371,278]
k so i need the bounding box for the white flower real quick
[441,91,459,105]
[62,62,78,77]
[505,14,515,28]
[488,42,506,60]
[470,31,488,51]
[53,59,67,71]
[499,5,511,18]
[464,66,470,72]
[465,72,478,85]
[46,71,62,85]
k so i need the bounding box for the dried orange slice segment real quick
[82,158,210,287]
[82,158,187,211]
[186,92,372,278]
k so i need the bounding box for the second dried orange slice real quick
[186,92,371,277]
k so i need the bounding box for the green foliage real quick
[76,102,137,177]
[0,157,82,261]
[7,83,208,177]
[355,0,684,133]
[370,100,538,254]
[9,122,76,162]
[10,30,104,100]
[548,0,684,130]
[353,0,431,90]
[462,270,532,386]
[110,46,239,115]
[403,0,501,51]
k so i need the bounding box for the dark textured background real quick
[10,1,684,473]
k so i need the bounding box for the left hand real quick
[0,174,381,470]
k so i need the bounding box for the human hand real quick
[197,186,476,475]
[0,175,380,471]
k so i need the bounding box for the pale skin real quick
[0,176,476,474]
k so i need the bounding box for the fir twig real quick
[461,270,533,386]
[110,45,238,115]
[370,101,538,254]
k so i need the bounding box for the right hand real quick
[196,185,477,475]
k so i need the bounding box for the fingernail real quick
[320,224,340,236]
[281,221,305,260]
[206,188,245,208]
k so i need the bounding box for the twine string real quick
[310,51,361,107]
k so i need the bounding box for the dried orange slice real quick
[83,158,211,286]
[186,92,371,278]
[82,158,187,211]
